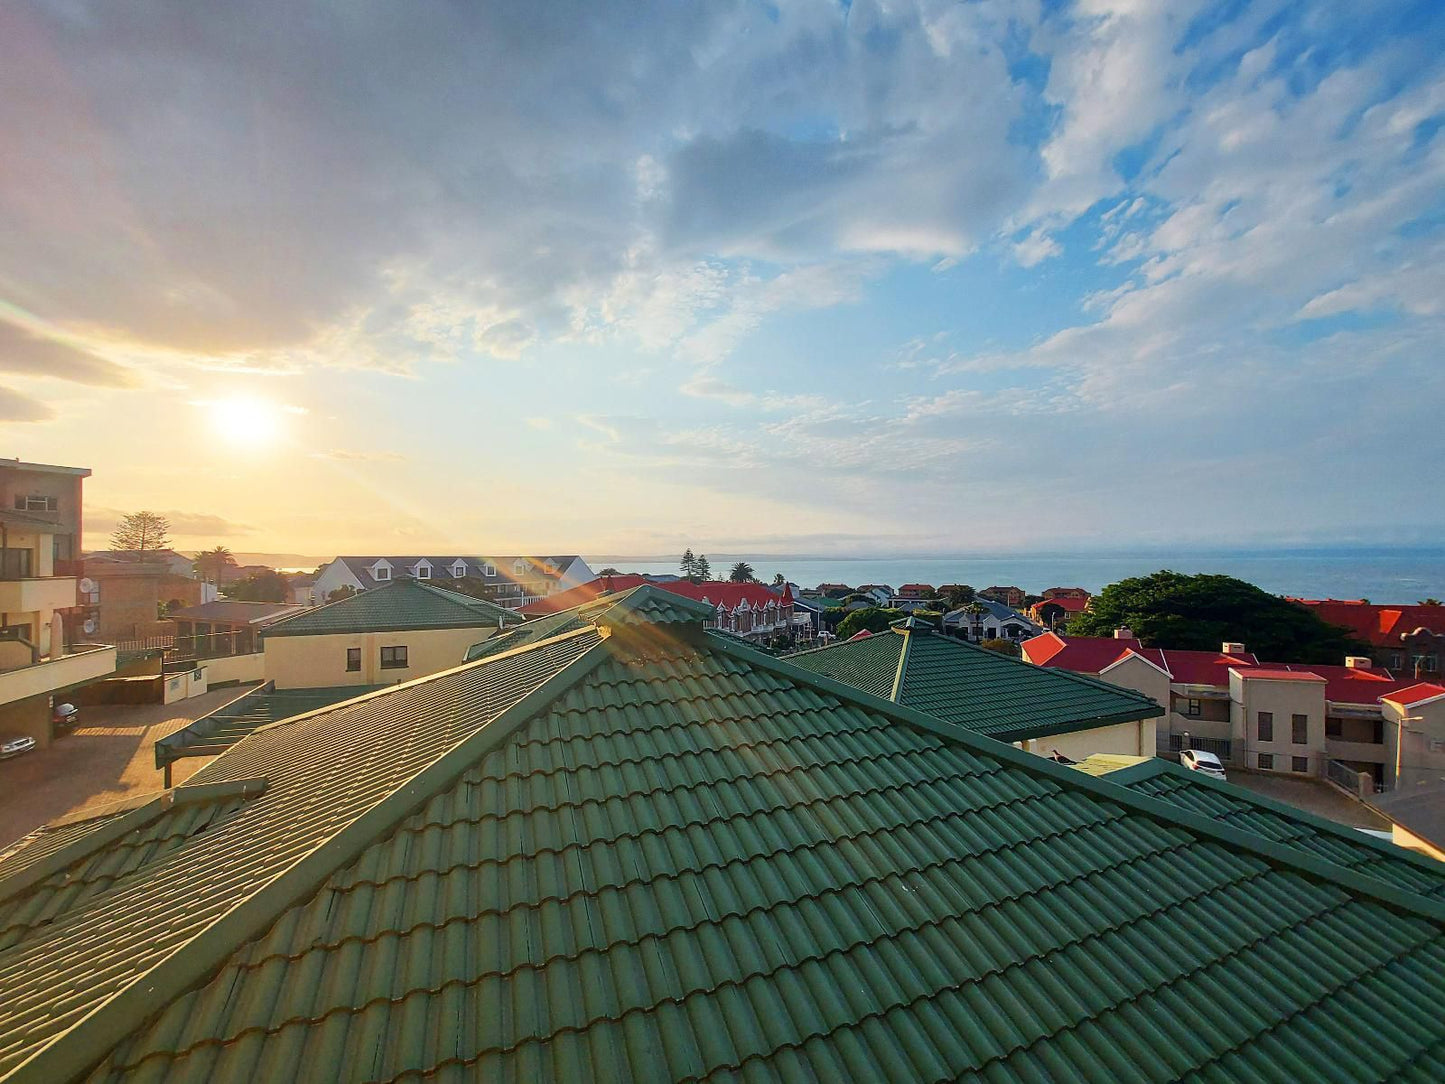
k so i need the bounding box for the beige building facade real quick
[264,626,501,690]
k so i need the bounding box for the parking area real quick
[0,688,241,851]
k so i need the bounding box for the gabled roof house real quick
[311,554,594,610]
[3,585,1445,1081]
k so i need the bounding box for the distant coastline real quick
[588,546,1445,604]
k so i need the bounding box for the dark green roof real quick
[1106,757,1445,901]
[153,684,383,769]
[787,623,1162,740]
[260,577,522,637]
[2,587,1445,1081]
[464,609,592,662]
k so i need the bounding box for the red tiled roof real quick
[518,574,649,616]
[1382,683,1445,707]
[898,583,936,594]
[1292,599,1445,647]
[1033,596,1088,613]
[664,580,790,611]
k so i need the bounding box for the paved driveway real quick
[0,688,243,851]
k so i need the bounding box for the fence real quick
[1164,732,1233,761]
[1326,759,1377,798]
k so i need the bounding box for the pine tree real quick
[109,511,172,558]
[695,555,711,581]
[680,548,696,579]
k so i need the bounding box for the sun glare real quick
[205,396,285,447]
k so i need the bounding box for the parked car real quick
[0,734,37,760]
[1180,749,1227,780]
[52,702,80,729]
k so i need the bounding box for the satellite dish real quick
[78,578,95,594]
[83,618,97,635]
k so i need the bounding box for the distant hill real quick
[215,552,331,571]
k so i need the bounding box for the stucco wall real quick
[201,652,266,686]
[264,626,499,690]
[1229,673,1327,774]
[1022,717,1155,761]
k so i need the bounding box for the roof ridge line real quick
[8,629,613,1084]
[705,634,1445,925]
[888,625,913,704]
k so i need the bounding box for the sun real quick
[205,396,285,446]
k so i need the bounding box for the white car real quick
[1180,748,1227,780]
[0,734,36,760]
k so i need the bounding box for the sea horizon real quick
[586,545,1445,604]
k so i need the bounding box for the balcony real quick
[0,643,116,707]
[0,575,78,614]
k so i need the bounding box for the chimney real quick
[1114,627,1133,640]
[1222,641,1246,655]
[1345,655,1372,669]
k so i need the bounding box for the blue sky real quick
[3,0,1444,556]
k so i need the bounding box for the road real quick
[0,688,242,851]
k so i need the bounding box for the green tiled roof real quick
[260,577,522,637]
[153,684,383,769]
[1106,758,1445,901]
[464,609,593,662]
[3,592,1445,1081]
[787,623,1162,741]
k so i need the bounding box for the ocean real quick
[586,547,1445,603]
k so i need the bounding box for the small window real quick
[15,495,57,511]
[345,648,361,672]
[1258,753,1274,770]
[1257,711,1274,742]
[374,566,391,581]
[1325,717,1342,738]
[1291,714,1308,745]
[1186,698,1202,718]
[1292,756,1309,774]
[483,563,496,578]
[453,563,467,578]
[380,645,408,669]
[416,566,431,579]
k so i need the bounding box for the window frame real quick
[1185,698,1202,718]
[373,565,391,582]
[1258,753,1274,770]
[1257,711,1274,743]
[1292,755,1309,774]
[1291,713,1308,745]
[345,647,362,672]
[379,645,409,669]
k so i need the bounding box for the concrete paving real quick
[0,688,242,851]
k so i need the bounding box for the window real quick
[417,567,431,579]
[1292,756,1309,774]
[1391,652,1404,670]
[1291,714,1308,745]
[1258,753,1274,770]
[380,645,408,669]
[345,648,361,672]
[483,563,497,577]
[14,495,56,512]
[1325,717,1341,738]
[1185,698,1202,718]
[1257,711,1274,742]
[374,566,391,581]
[453,563,467,578]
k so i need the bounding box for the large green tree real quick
[1065,570,1367,662]
[227,570,289,603]
[836,606,908,639]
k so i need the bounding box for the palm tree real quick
[771,573,786,589]
[964,602,989,642]
[729,561,756,583]
[194,545,237,584]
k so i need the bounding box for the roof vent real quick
[1114,627,1133,640]
[1221,641,1246,655]
[1345,655,1372,669]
